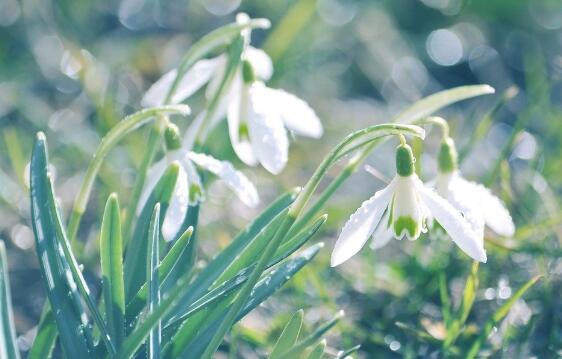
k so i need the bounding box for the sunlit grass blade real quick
[124,163,179,303]
[164,243,324,359]
[439,272,451,328]
[100,194,125,348]
[394,85,495,124]
[165,214,326,331]
[0,241,20,359]
[336,344,361,358]
[30,132,94,358]
[126,227,193,319]
[67,104,190,243]
[147,204,161,359]
[466,275,542,359]
[168,189,298,318]
[28,305,57,359]
[277,310,344,359]
[269,310,304,359]
[306,339,326,359]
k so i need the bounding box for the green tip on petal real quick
[393,216,419,239]
[395,144,415,177]
[242,59,256,84]
[438,137,458,173]
[164,123,182,151]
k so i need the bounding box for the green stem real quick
[200,124,424,359]
[414,116,450,139]
[67,105,190,244]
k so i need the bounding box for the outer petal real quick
[227,84,259,166]
[455,176,515,237]
[264,87,323,139]
[370,211,394,249]
[179,154,203,204]
[447,177,485,241]
[188,152,260,207]
[416,180,487,263]
[245,46,273,81]
[247,85,289,174]
[162,164,189,242]
[331,178,396,267]
[141,57,221,107]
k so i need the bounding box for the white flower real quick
[431,138,515,238]
[330,143,486,267]
[141,15,322,175]
[139,124,259,242]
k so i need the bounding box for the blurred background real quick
[1,0,561,357]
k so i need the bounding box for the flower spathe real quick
[140,124,259,242]
[330,143,486,267]
[432,137,515,238]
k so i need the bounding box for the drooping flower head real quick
[331,139,486,267]
[432,133,515,238]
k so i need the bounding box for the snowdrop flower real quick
[432,136,515,238]
[140,123,259,241]
[142,13,322,174]
[330,141,486,267]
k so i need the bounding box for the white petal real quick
[264,87,323,139]
[455,176,515,237]
[331,178,396,267]
[392,175,424,240]
[205,55,228,100]
[416,180,487,263]
[447,177,485,241]
[162,165,189,242]
[370,212,394,249]
[245,46,273,81]
[188,152,260,207]
[137,156,168,214]
[180,154,203,204]
[227,84,258,166]
[247,85,289,174]
[141,57,220,107]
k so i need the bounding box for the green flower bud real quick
[395,143,415,177]
[438,137,458,173]
[242,59,256,84]
[164,123,182,151]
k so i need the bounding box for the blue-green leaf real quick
[147,204,162,359]
[269,310,304,359]
[0,241,20,359]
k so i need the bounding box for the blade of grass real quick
[269,310,304,359]
[100,194,125,348]
[466,275,542,359]
[147,204,162,359]
[0,241,20,359]
[306,339,326,359]
[30,132,94,358]
[28,305,57,359]
[124,163,179,303]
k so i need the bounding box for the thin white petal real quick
[227,84,258,166]
[331,179,396,267]
[245,47,273,81]
[205,55,228,99]
[447,177,485,241]
[188,152,260,207]
[416,180,487,263]
[264,87,323,138]
[141,69,176,107]
[247,85,289,174]
[137,156,168,214]
[162,165,189,242]
[370,212,394,249]
[180,154,203,204]
[455,176,515,237]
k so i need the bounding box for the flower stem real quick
[414,116,450,139]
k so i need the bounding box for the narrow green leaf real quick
[124,163,179,303]
[269,310,304,359]
[439,273,451,328]
[126,227,193,318]
[147,204,162,359]
[336,345,361,358]
[168,189,298,318]
[394,85,495,124]
[100,194,125,348]
[30,132,94,358]
[306,339,326,359]
[278,310,344,359]
[467,275,542,359]
[0,241,20,359]
[28,305,57,359]
[167,243,324,359]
